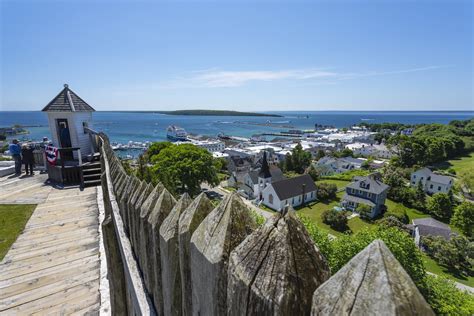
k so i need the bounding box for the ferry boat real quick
[167,125,188,141]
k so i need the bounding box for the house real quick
[345,142,395,159]
[410,168,453,194]
[241,166,285,199]
[314,156,365,176]
[261,174,317,212]
[227,156,253,174]
[412,218,453,248]
[341,174,389,218]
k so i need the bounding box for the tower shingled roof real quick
[42,84,95,112]
[258,151,272,178]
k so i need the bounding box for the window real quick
[438,186,441,191]
[430,184,433,189]
[269,194,274,204]
[412,181,415,185]
[292,197,295,204]
[413,175,416,179]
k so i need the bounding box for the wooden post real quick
[144,189,176,315]
[311,240,434,315]
[178,193,214,316]
[227,208,330,315]
[137,184,164,281]
[159,193,193,316]
[190,193,257,316]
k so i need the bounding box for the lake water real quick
[1,111,473,144]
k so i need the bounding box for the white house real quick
[41,84,95,159]
[261,174,317,212]
[411,168,453,194]
[345,142,395,159]
[315,156,365,176]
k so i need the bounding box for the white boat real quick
[167,125,188,141]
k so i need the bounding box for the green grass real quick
[385,199,429,222]
[434,152,474,192]
[296,191,376,236]
[0,204,36,260]
[422,253,474,287]
[315,179,350,190]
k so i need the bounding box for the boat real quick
[167,125,188,141]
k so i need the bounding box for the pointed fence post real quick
[178,193,214,316]
[227,208,330,315]
[190,193,257,316]
[160,193,193,316]
[144,189,176,315]
[311,239,434,316]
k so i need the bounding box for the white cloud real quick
[158,65,449,89]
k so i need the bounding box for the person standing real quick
[21,143,35,176]
[9,139,22,176]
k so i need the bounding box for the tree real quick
[423,235,473,277]
[315,149,325,161]
[146,141,173,161]
[316,182,337,201]
[422,275,474,315]
[321,209,348,232]
[297,214,332,260]
[356,204,373,220]
[451,202,474,237]
[307,164,320,181]
[150,143,219,196]
[426,193,453,221]
[377,216,405,229]
[414,181,426,209]
[285,143,312,174]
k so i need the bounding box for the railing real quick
[98,131,434,315]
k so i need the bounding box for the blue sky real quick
[1,0,472,111]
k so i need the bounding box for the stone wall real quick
[98,133,433,316]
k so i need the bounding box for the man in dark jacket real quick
[9,139,22,176]
[21,143,35,175]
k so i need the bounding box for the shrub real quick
[297,214,332,260]
[384,210,409,224]
[422,275,474,315]
[356,204,373,220]
[316,182,337,201]
[322,209,348,232]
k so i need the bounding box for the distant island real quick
[155,110,282,117]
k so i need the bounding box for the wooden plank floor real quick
[0,174,101,314]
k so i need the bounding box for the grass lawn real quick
[385,199,429,221]
[422,253,474,287]
[297,191,376,236]
[434,152,474,173]
[316,179,350,190]
[0,204,36,260]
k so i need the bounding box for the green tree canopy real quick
[451,202,474,237]
[150,143,219,196]
[284,143,312,174]
[426,193,453,221]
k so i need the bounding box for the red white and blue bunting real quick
[45,145,58,165]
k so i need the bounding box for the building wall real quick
[46,111,93,158]
[261,186,316,211]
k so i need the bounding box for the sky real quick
[0,0,473,111]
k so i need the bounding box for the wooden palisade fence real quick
[98,132,434,316]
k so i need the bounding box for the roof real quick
[413,218,452,240]
[342,194,375,207]
[347,175,389,195]
[42,84,95,112]
[259,151,272,178]
[248,166,285,184]
[270,174,317,200]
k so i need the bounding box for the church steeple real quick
[259,151,272,179]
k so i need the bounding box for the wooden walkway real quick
[0,173,101,314]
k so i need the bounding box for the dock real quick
[0,173,102,314]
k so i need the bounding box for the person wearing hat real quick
[9,139,22,176]
[21,142,35,176]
